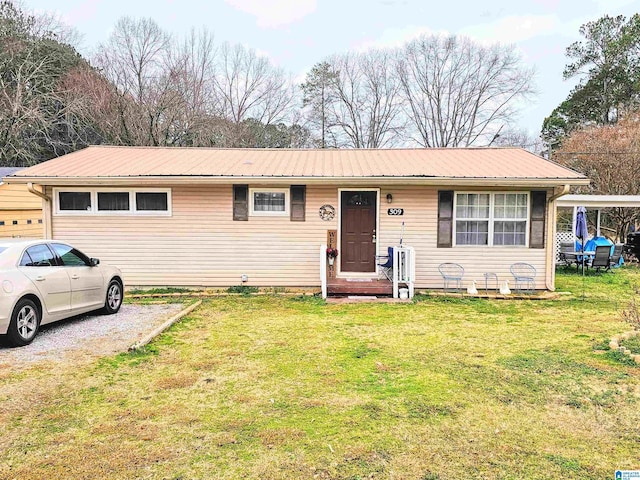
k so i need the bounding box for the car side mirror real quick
[90,258,100,267]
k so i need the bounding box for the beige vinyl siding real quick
[377,186,549,290]
[47,184,550,289]
[49,185,337,287]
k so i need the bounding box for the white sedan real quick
[0,239,123,347]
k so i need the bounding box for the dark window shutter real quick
[530,191,546,248]
[437,190,454,248]
[290,185,306,221]
[233,185,248,221]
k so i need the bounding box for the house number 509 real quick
[387,208,404,216]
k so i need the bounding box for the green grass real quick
[1,267,640,479]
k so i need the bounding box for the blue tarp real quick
[577,236,624,267]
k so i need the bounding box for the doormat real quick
[346,278,373,282]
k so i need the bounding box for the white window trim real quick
[453,191,529,247]
[249,187,289,217]
[54,188,172,216]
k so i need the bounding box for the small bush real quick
[226,285,259,295]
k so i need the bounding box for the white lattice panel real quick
[555,231,575,262]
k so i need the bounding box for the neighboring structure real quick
[0,167,43,238]
[5,146,589,292]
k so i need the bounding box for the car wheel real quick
[7,298,41,347]
[103,279,123,314]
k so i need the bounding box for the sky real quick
[22,0,640,140]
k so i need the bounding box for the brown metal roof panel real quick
[9,145,587,180]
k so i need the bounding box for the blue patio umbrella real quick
[576,206,588,276]
[576,206,588,246]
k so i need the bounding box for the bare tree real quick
[163,27,218,145]
[492,128,545,154]
[397,34,535,147]
[212,43,294,145]
[94,17,178,146]
[324,50,404,148]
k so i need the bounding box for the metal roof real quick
[0,167,23,183]
[4,146,589,187]
[556,194,640,208]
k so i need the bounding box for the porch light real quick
[386,193,393,204]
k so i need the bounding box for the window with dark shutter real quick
[529,191,546,249]
[233,185,248,221]
[290,185,305,221]
[437,190,454,248]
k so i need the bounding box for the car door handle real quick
[35,276,45,281]
[71,275,79,280]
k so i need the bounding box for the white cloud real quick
[458,14,560,45]
[224,0,316,28]
[351,25,449,52]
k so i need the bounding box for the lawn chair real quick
[558,241,578,269]
[377,246,394,281]
[590,245,612,272]
[609,243,624,269]
[438,263,464,292]
[510,263,536,294]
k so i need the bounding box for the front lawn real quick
[1,268,639,479]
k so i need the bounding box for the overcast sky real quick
[23,0,640,140]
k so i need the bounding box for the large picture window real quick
[249,188,289,216]
[454,192,528,246]
[55,189,171,216]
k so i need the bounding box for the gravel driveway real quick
[0,303,185,368]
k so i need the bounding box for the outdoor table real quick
[563,251,595,272]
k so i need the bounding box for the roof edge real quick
[5,175,592,187]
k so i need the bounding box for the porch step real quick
[327,278,393,296]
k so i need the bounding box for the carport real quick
[556,194,640,241]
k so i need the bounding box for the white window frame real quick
[453,191,529,247]
[54,188,172,216]
[249,187,289,217]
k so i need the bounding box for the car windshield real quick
[0,247,7,255]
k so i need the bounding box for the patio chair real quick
[558,241,578,269]
[590,245,612,272]
[609,243,624,269]
[377,246,394,281]
[438,263,464,292]
[510,263,536,294]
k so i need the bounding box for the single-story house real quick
[4,146,589,294]
[0,167,43,238]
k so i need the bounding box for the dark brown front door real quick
[341,191,377,272]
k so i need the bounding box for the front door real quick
[341,191,377,273]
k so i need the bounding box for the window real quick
[20,244,57,267]
[453,192,528,247]
[136,192,168,211]
[98,192,130,211]
[455,193,490,245]
[493,193,528,246]
[249,188,288,216]
[50,243,90,266]
[54,188,171,216]
[59,192,91,211]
